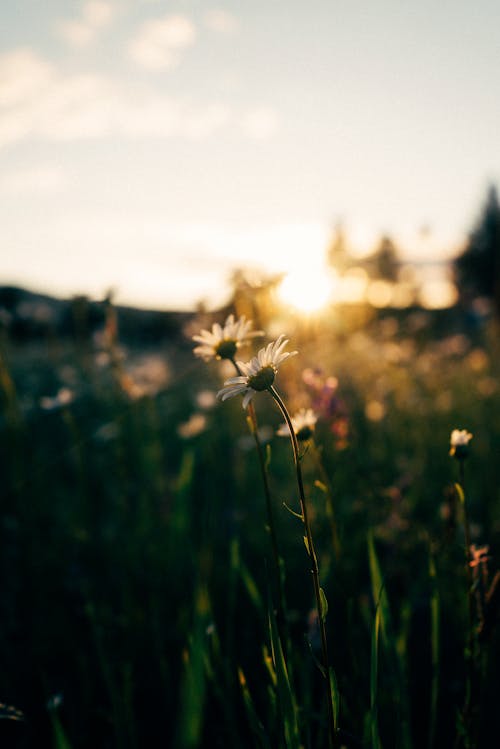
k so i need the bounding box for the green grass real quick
[0,306,499,748]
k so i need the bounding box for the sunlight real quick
[277,266,333,313]
[418,279,459,309]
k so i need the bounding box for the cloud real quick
[0,48,279,148]
[128,14,196,71]
[0,47,233,147]
[55,1,114,48]
[204,9,238,34]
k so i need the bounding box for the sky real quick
[1,0,499,311]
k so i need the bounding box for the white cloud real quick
[0,47,233,147]
[56,1,114,48]
[0,48,280,148]
[204,9,238,34]
[128,14,196,71]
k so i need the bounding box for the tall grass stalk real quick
[370,602,382,749]
[268,384,337,748]
[49,711,73,749]
[428,548,440,749]
[268,595,302,749]
[367,532,411,749]
[455,461,477,748]
[309,440,341,560]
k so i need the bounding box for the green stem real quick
[269,384,337,748]
[230,360,287,635]
[458,459,477,747]
[310,440,341,560]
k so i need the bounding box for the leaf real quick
[367,532,392,644]
[314,480,328,493]
[265,444,272,470]
[370,604,382,749]
[303,535,311,557]
[240,562,264,612]
[282,501,303,521]
[454,482,465,505]
[319,587,329,622]
[329,667,340,733]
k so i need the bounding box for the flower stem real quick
[458,459,477,747]
[230,360,287,636]
[269,384,337,748]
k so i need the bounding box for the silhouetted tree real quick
[454,185,500,316]
[364,234,400,282]
[327,222,351,272]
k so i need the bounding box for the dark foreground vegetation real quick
[0,281,499,749]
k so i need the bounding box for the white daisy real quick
[277,408,317,441]
[217,335,298,409]
[192,314,263,361]
[449,428,473,457]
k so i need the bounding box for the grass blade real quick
[268,598,302,749]
[428,549,440,749]
[175,586,211,749]
[367,531,411,749]
[238,668,273,749]
[370,603,383,749]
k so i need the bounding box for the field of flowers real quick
[0,296,499,748]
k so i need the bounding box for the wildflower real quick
[469,544,490,570]
[449,428,473,458]
[192,314,263,362]
[217,335,297,409]
[277,407,317,441]
[39,388,74,411]
[196,389,217,409]
[177,413,207,438]
[125,355,170,396]
[302,367,349,448]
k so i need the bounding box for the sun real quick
[277,266,334,313]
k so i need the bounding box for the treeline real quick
[0,286,192,345]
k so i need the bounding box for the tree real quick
[327,222,352,273]
[361,234,400,282]
[454,185,500,316]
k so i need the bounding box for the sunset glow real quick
[0,2,499,310]
[277,267,334,313]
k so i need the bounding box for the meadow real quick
[0,289,499,748]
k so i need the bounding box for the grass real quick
[0,300,499,748]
